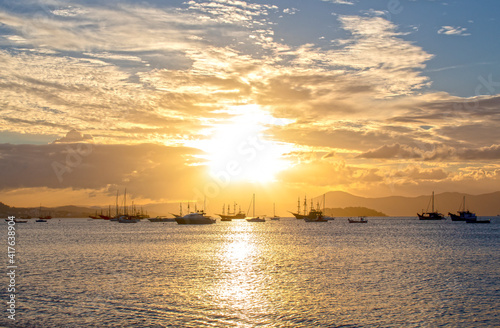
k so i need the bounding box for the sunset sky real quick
[1,0,499,214]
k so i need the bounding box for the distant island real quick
[324,207,387,217]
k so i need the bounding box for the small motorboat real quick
[348,217,368,223]
[148,216,176,222]
[246,217,266,222]
[118,215,140,223]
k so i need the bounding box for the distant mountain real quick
[324,191,500,216]
[0,203,112,218]
[324,207,386,217]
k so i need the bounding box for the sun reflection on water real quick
[211,221,270,321]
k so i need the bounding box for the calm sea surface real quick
[2,217,499,327]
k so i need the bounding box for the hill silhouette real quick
[322,191,500,216]
[324,207,386,217]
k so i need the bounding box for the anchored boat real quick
[418,192,445,220]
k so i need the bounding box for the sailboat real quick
[289,196,323,220]
[417,191,445,220]
[449,196,477,221]
[271,203,280,220]
[246,194,265,222]
[37,205,52,222]
[117,189,140,223]
[218,202,246,221]
[320,194,334,221]
[304,199,328,223]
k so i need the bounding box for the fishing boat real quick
[417,192,445,220]
[348,216,368,223]
[117,215,140,223]
[217,202,246,221]
[448,196,477,221]
[175,210,215,225]
[246,194,265,222]
[148,216,176,222]
[271,203,280,220]
[36,219,47,222]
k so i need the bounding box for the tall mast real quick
[323,194,326,212]
[124,188,127,215]
[116,190,119,216]
[180,203,182,216]
[253,193,256,217]
[304,195,307,215]
[431,191,434,213]
[297,197,300,214]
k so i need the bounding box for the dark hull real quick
[217,213,246,220]
[466,219,490,224]
[175,218,215,224]
[290,210,324,220]
[418,212,445,220]
[449,212,476,221]
[246,217,265,222]
[148,218,176,222]
[291,212,306,219]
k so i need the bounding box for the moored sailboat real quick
[271,203,280,220]
[246,194,265,222]
[217,202,246,221]
[417,192,445,220]
[38,205,52,221]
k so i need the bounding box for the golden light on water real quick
[213,222,270,317]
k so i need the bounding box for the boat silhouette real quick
[417,192,445,220]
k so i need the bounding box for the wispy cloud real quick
[322,0,356,5]
[438,25,470,36]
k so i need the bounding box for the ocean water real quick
[2,217,499,327]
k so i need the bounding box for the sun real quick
[197,105,293,184]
